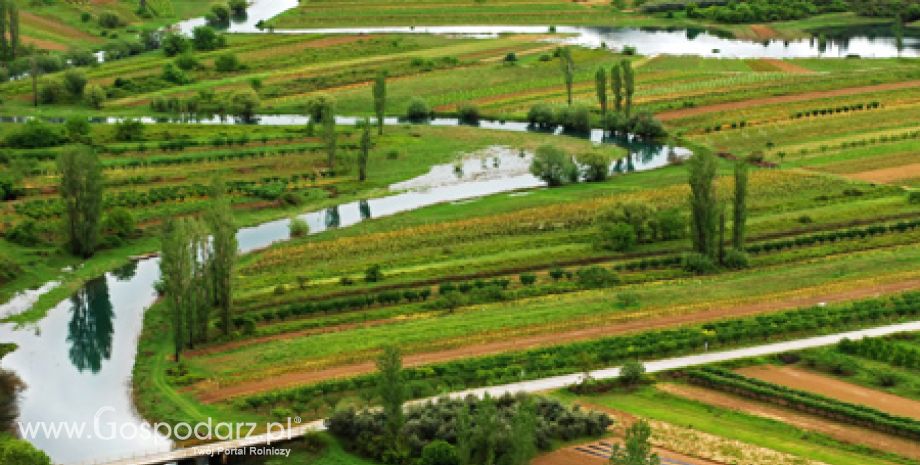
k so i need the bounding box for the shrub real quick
[456,103,480,124]
[114,119,145,142]
[682,252,717,274]
[214,53,241,72]
[62,69,88,97]
[98,12,123,28]
[405,98,431,121]
[420,440,459,465]
[5,120,66,149]
[908,191,920,204]
[226,89,260,121]
[616,292,639,308]
[556,105,591,133]
[103,208,136,239]
[207,4,231,24]
[549,267,566,281]
[162,33,190,56]
[519,273,537,285]
[38,77,67,104]
[576,150,611,182]
[530,145,577,187]
[289,217,310,238]
[365,264,383,282]
[192,26,225,51]
[175,53,199,70]
[722,249,749,269]
[84,84,106,109]
[527,104,555,128]
[619,360,645,386]
[162,63,191,84]
[596,222,636,251]
[627,112,667,138]
[229,0,248,15]
[6,220,42,246]
[64,116,91,142]
[575,266,619,288]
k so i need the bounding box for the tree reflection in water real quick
[67,277,114,374]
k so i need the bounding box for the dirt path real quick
[750,24,780,40]
[848,162,920,184]
[659,383,920,459]
[656,80,920,121]
[195,278,920,403]
[737,365,920,420]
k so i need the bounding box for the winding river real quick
[1,0,917,463]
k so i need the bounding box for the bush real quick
[619,360,645,386]
[84,84,106,109]
[519,273,537,285]
[103,208,136,239]
[162,33,190,56]
[909,191,920,204]
[456,103,480,124]
[420,440,459,465]
[365,264,383,282]
[556,105,591,133]
[192,26,225,51]
[596,222,637,252]
[38,77,67,104]
[229,0,248,15]
[175,53,199,70]
[527,104,555,128]
[682,252,717,274]
[64,116,91,142]
[114,119,145,142]
[6,220,43,246]
[98,12,123,28]
[207,4,231,24]
[226,89,260,121]
[530,145,577,187]
[289,217,310,238]
[5,120,66,149]
[405,98,431,121]
[575,266,619,288]
[62,69,88,97]
[214,53,241,72]
[628,112,667,138]
[576,150,611,182]
[722,249,749,269]
[162,63,191,84]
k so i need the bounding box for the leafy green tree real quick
[508,398,537,465]
[610,420,659,465]
[6,1,18,60]
[102,207,135,240]
[59,148,103,258]
[420,440,459,465]
[619,360,645,386]
[559,47,575,106]
[732,160,748,250]
[456,404,473,465]
[84,84,106,109]
[321,100,337,171]
[595,67,608,125]
[621,59,635,117]
[577,150,611,182]
[227,89,259,121]
[530,145,577,187]
[0,1,8,60]
[207,178,237,337]
[0,437,52,465]
[114,119,144,141]
[611,64,623,113]
[160,218,194,361]
[64,115,91,143]
[597,222,636,252]
[372,71,386,135]
[377,345,406,452]
[688,152,718,259]
[472,395,499,465]
[359,117,371,181]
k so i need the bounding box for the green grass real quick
[558,386,910,465]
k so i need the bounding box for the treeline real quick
[237,292,920,414]
[686,366,920,440]
[850,0,920,21]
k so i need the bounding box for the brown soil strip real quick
[659,383,920,459]
[749,24,780,40]
[759,58,814,74]
[20,11,101,43]
[736,365,920,420]
[20,35,67,51]
[656,80,920,121]
[848,162,920,184]
[195,278,920,403]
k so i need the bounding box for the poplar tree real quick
[207,178,237,337]
[595,67,608,128]
[160,218,193,362]
[372,72,386,135]
[7,1,17,60]
[58,148,103,258]
[611,65,623,113]
[322,101,337,171]
[621,59,635,117]
[359,117,371,182]
[0,1,8,60]
[732,160,748,250]
[688,152,718,259]
[558,47,575,106]
[377,345,405,452]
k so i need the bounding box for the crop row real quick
[686,366,920,440]
[791,101,881,119]
[746,218,920,254]
[233,292,920,413]
[837,336,920,370]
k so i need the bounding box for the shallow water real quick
[0,281,60,319]
[173,0,919,58]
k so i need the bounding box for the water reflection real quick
[0,369,22,433]
[359,200,372,221]
[67,277,114,374]
[325,206,341,229]
[110,261,139,282]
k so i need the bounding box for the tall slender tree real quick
[207,178,237,337]
[732,160,748,250]
[160,218,194,362]
[377,345,405,453]
[456,404,473,465]
[7,0,17,60]
[620,59,635,117]
[595,67,608,129]
[322,101,337,171]
[509,399,537,465]
[372,72,386,135]
[611,65,623,113]
[59,148,103,258]
[688,152,718,259]
[610,419,660,465]
[558,47,575,106]
[30,56,38,108]
[359,117,371,182]
[718,204,726,265]
[472,395,499,465]
[0,1,8,60]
